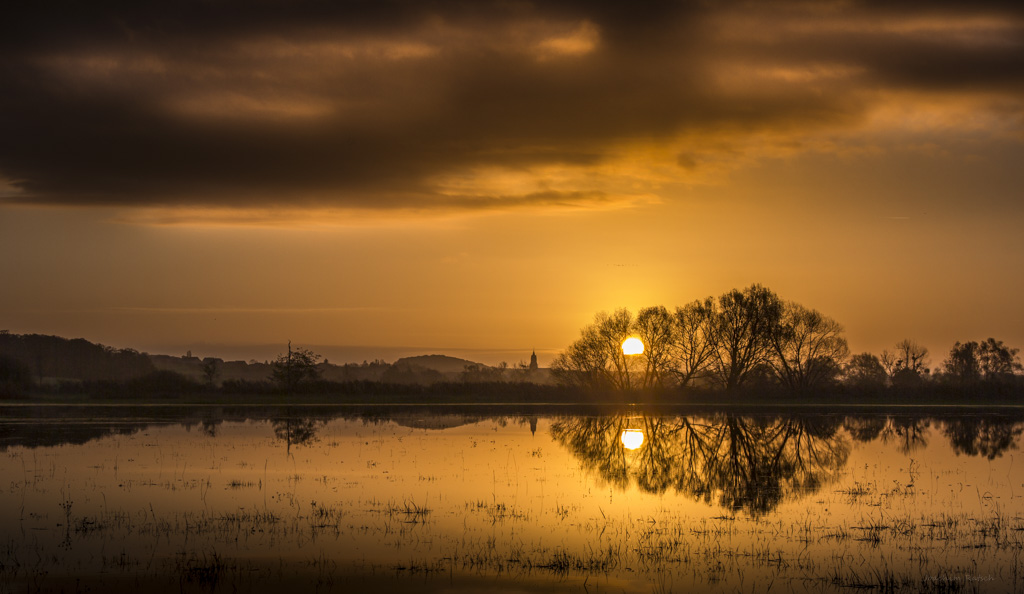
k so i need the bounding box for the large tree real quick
[843,353,887,388]
[270,342,321,392]
[633,306,677,389]
[943,341,982,383]
[770,303,849,393]
[670,297,718,387]
[551,307,676,390]
[550,319,613,390]
[710,284,783,391]
[977,338,1022,381]
[551,309,632,390]
[881,339,929,386]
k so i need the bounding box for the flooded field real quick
[1,405,1022,593]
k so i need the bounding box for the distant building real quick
[529,350,538,372]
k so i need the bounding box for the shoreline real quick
[3,396,1024,413]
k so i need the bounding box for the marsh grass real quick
[227,479,258,489]
[3,491,1021,593]
[176,550,228,589]
[465,500,529,523]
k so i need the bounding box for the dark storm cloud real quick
[1,0,1023,212]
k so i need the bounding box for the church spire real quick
[529,350,538,372]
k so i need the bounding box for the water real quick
[1,405,1022,592]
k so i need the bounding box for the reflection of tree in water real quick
[272,418,322,453]
[885,417,930,454]
[199,419,221,437]
[844,415,1022,460]
[550,414,850,516]
[843,416,930,455]
[841,416,887,443]
[941,417,1023,460]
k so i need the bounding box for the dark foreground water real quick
[1,405,1022,593]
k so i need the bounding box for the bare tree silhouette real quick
[709,285,784,391]
[671,298,718,387]
[978,338,1023,381]
[551,308,676,390]
[770,302,849,393]
[881,339,930,386]
[270,341,321,392]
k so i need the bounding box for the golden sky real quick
[2,1,1023,365]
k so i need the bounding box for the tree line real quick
[3,292,1022,402]
[550,284,1022,396]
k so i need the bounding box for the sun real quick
[621,337,644,355]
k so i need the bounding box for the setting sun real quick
[622,337,644,355]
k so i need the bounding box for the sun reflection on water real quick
[620,428,644,450]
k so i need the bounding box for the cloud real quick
[0,175,22,199]
[534,20,600,58]
[1,0,1022,221]
[109,306,385,314]
[112,188,658,228]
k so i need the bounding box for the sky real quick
[2,0,1024,366]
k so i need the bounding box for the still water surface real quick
[1,406,1022,592]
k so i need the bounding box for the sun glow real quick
[621,337,644,355]
[620,429,645,450]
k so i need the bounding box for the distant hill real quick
[0,332,154,384]
[393,354,484,374]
